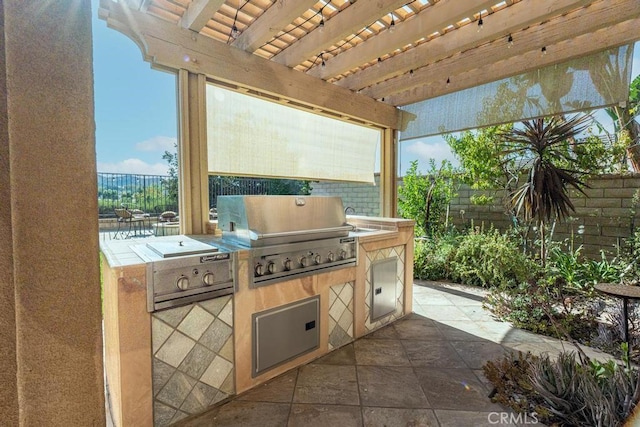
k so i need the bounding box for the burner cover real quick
[146,239,218,258]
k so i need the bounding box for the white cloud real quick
[405,139,459,166]
[97,158,170,175]
[135,135,177,152]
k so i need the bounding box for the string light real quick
[409,69,414,78]
[477,11,483,31]
[541,46,547,55]
[389,14,395,33]
[507,34,513,48]
[446,77,451,86]
[231,25,240,39]
[377,57,382,67]
[320,52,326,68]
[318,17,325,32]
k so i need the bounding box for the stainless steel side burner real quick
[132,237,235,312]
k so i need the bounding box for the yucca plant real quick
[501,114,593,264]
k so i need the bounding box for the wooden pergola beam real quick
[337,0,594,92]
[308,0,497,80]
[180,0,225,32]
[101,2,401,129]
[369,0,638,101]
[271,0,408,68]
[387,17,640,106]
[232,0,317,52]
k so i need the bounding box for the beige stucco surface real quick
[1,0,105,424]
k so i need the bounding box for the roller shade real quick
[400,44,634,140]
[206,84,380,183]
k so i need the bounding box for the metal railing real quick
[98,172,309,218]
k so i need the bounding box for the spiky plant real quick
[501,114,593,263]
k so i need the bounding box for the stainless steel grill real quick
[217,195,358,288]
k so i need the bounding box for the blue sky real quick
[93,3,639,177]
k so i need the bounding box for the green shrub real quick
[448,228,536,288]
[413,235,457,280]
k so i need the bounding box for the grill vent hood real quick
[217,195,352,247]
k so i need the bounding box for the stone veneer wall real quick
[449,174,640,258]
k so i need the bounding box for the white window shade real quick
[206,85,380,183]
[400,44,634,140]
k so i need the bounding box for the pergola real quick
[99,0,640,233]
[1,1,639,425]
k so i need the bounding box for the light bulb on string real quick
[377,57,382,68]
[541,46,547,56]
[389,15,395,33]
[446,77,450,86]
[409,69,414,78]
[231,25,240,39]
[477,12,483,32]
[507,34,513,48]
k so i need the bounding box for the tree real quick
[602,75,640,170]
[398,159,458,237]
[445,125,517,205]
[500,115,593,264]
[162,144,179,207]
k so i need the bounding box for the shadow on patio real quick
[172,280,618,426]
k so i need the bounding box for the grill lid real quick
[217,195,350,247]
[146,239,218,258]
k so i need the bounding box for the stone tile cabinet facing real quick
[152,296,234,426]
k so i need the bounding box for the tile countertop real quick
[100,216,415,268]
[346,215,414,242]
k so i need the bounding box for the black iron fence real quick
[98,172,309,218]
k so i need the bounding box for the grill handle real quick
[248,224,354,241]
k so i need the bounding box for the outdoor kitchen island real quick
[101,209,414,426]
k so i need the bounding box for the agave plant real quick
[501,114,593,263]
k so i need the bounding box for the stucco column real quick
[1,0,105,425]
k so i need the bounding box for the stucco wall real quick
[0,4,19,424]
[2,0,105,424]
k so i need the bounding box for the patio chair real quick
[113,208,147,239]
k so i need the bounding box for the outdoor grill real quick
[217,195,358,288]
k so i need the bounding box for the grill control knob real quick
[300,256,309,268]
[267,262,276,274]
[314,254,322,265]
[339,250,347,260]
[327,252,335,262]
[283,259,292,271]
[176,275,190,291]
[255,263,264,276]
[202,272,216,286]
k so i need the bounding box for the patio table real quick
[595,283,640,345]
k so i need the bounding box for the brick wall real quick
[449,174,640,257]
[311,174,382,217]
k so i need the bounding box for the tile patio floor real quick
[173,280,614,427]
